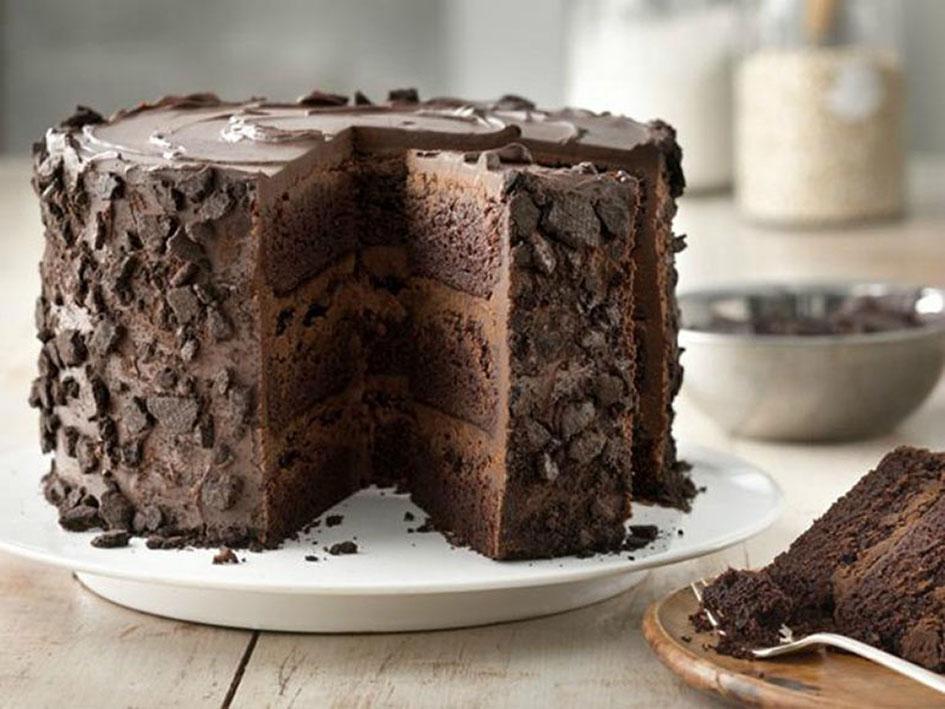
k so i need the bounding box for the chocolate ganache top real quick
[57,90,682,193]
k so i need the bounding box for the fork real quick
[691,579,945,696]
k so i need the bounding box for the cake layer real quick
[410,403,505,556]
[355,157,409,247]
[260,166,357,295]
[262,376,420,542]
[261,255,359,428]
[262,392,365,542]
[409,290,500,435]
[261,253,412,430]
[404,166,505,299]
[362,380,415,487]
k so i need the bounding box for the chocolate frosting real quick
[67,91,674,183]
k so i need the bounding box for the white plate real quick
[0,443,782,631]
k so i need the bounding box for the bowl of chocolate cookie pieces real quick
[678,282,945,441]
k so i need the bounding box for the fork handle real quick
[754,633,945,696]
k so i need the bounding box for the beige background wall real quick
[1,0,942,153]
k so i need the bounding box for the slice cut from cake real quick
[697,446,945,671]
[31,91,691,559]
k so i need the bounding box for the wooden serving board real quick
[643,584,945,708]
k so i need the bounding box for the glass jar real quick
[566,0,739,193]
[735,0,905,225]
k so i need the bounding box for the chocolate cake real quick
[697,446,945,671]
[29,90,692,559]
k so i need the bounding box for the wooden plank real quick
[230,550,740,708]
[0,551,252,708]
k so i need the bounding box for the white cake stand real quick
[0,443,781,632]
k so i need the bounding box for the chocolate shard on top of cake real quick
[696,446,945,671]
[30,88,691,560]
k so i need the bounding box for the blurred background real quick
[2,0,943,156]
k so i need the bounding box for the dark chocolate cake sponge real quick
[833,493,945,671]
[698,568,794,657]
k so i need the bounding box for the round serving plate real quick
[0,443,782,632]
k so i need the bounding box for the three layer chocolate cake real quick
[697,446,945,671]
[30,90,692,559]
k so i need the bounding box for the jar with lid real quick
[735,0,905,226]
[566,0,739,193]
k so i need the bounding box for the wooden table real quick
[1,157,943,707]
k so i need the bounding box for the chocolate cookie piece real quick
[146,395,199,434]
[91,530,132,548]
[327,541,358,556]
[99,489,134,530]
[59,504,102,532]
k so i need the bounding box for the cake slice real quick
[404,154,642,558]
[697,446,945,670]
[254,147,644,557]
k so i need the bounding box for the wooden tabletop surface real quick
[1,157,943,708]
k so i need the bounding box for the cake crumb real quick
[146,534,190,550]
[327,541,358,556]
[213,546,240,565]
[403,511,415,522]
[325,514,344,527]
[620,534,652,551]
[629,524,659,541]
[623,524,660,551]
[304,555,320,563]
[407,516,435,534]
